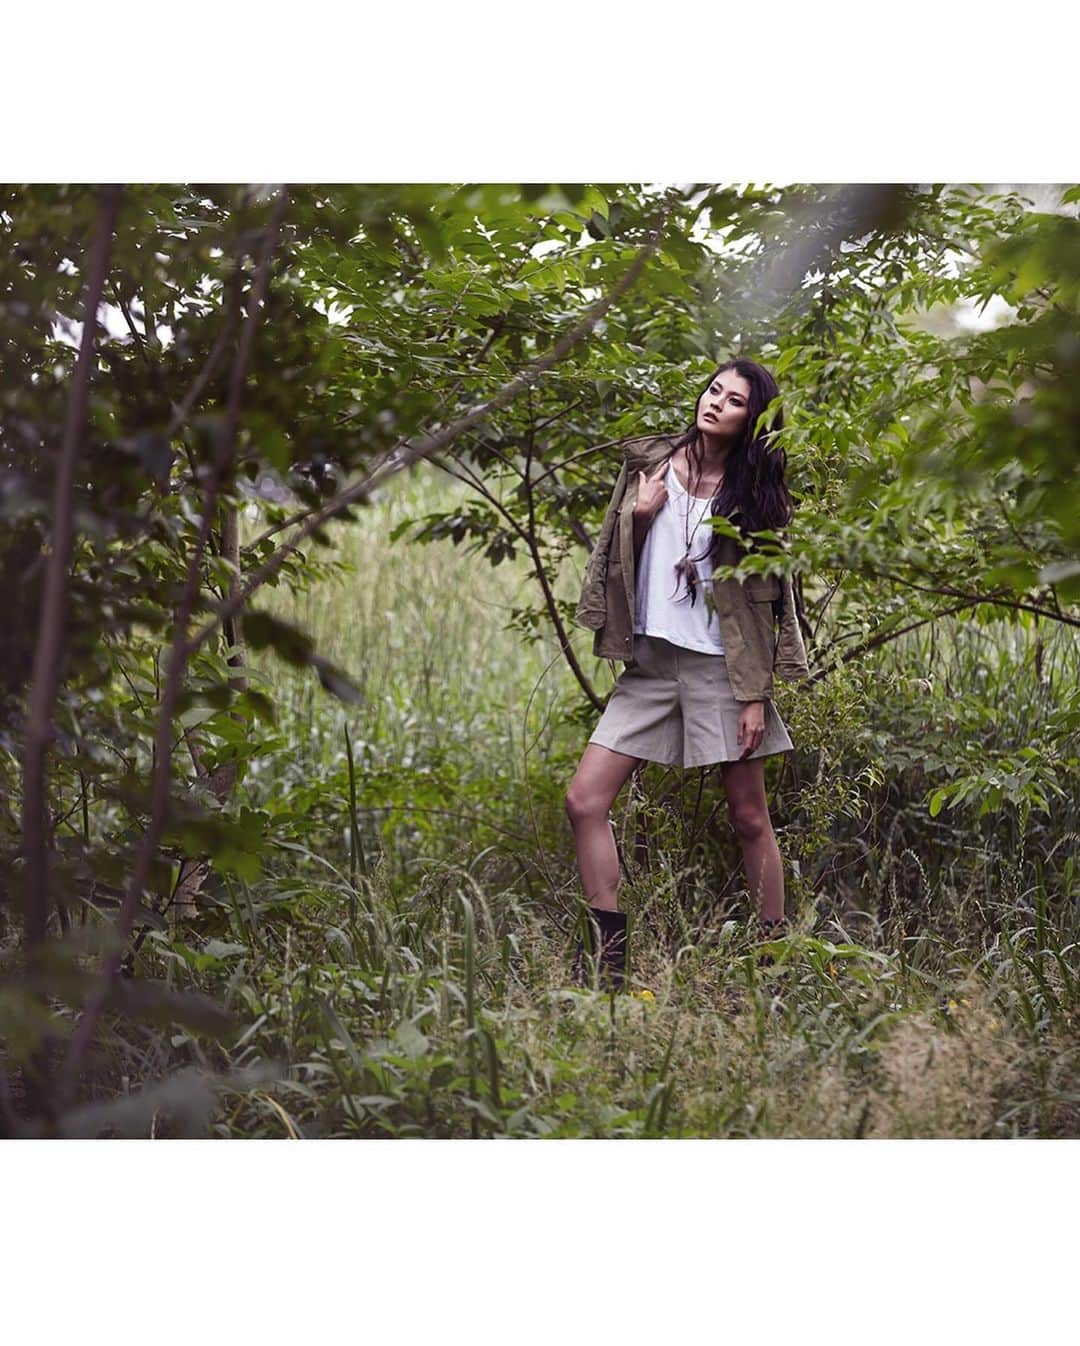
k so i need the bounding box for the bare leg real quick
[565,743,642,912]
[719,756,785,923]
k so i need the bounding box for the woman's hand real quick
[634,461,670,520]
[737,701,766,759]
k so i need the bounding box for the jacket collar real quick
[622,435,680,473]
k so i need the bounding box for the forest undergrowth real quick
[21,464,1076,1139]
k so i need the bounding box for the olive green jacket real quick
[572,435,811,702]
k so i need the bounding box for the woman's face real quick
[695,369,752,441]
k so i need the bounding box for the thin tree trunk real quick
[14,185,122,1121]
[19,185,122,952]
[57,188,290,1110]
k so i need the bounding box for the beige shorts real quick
[588,634,795,768]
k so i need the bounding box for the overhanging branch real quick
[188,195,681,665]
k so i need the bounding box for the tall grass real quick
[244,464,586,897]
[127,852,1077,1138]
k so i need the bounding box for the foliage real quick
[1,182,1078,1136]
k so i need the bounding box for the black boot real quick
[574,907,628,991]
[756,915,789,968]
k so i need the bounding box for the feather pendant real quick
[673,553,700,607]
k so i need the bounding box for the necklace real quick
[672,446,723,607]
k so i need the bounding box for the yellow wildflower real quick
[634,989,656,1003]
[947,998,959,1014]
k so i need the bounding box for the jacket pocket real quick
[574,560,609,630]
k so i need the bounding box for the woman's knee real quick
[728,798,771,843]
[565,784,607,827]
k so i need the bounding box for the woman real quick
[566,359,810,989]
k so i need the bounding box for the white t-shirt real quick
[633,462,725,655]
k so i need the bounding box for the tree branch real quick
[808,599,978,683]
[189,196,680,668]
[870,570,1080,629]
[521,410,604,712]
[166,271,245,440]
[429,432,605,713]
[109,278,152,369]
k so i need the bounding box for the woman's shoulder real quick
[621,434,681,469]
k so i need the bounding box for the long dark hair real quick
[672,358,794,602]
